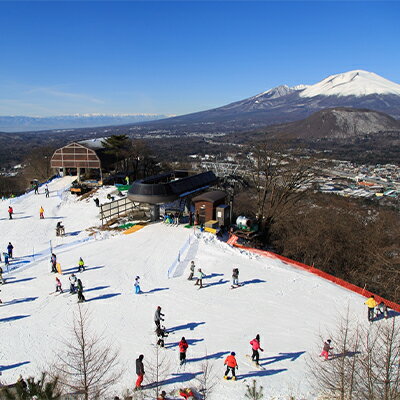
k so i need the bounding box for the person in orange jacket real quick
[364,295,377,322]
[224,352,238,380]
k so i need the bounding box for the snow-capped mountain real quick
[132,70,400,133]
[0,113,171,133]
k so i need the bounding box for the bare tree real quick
[247,142,314,241]
[195,356,218,400]
[143,345,171,399]
[54,304,121,400]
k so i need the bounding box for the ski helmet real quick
[231,351,236,356]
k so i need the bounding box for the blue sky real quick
[0,1,399,116]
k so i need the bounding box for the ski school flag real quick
[56,263,62,274]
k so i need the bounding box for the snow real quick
[0,177,374,399]
[299,70,400,98]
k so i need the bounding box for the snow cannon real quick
[236,216,253,231]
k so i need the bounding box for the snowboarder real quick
[179,337,189,366]
[55,277,63,293]
[50,253,57,273]
[7,242,14,258]
[134,276,141,294]
[8,206,13,220]
[224,352,238,380]
[77,257,85,272]
[232,268,239,287]
[320,339,333,360]
[39,206,44,219]
[77,278,85,302]
[69,274,77,294]
[156,325,168,347]
[376,301,389,319]
[250,334,264,365]
[45,185,49,198]
[154,306,165,329]
[194,268,205,288]
[135,354,145,390]
[365,295,378,322]
[188,261,195,280]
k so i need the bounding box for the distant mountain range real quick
[0,114,171,132]
[128,70,400,133]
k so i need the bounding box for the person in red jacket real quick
[250,334,264,365]
[179,388,195,399]
[8,206,13,220]
[178,337,189,366]
[224,352,238,380]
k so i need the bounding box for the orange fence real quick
[230,236,400,313]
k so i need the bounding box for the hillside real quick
[0,178,376,399]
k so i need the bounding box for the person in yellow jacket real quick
[364,295,377,322]
[39,206,44,219]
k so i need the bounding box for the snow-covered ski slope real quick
[0,177,373,399]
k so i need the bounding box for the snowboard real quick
[245,355,265,370]
[56,262,62,274]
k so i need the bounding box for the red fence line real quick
[231,237,400,313]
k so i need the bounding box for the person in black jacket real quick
[135,354,145,389]
[77,278,85,302]
[154,306,165,329]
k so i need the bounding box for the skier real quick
[194,268,205,288]
[69,273,77,294]
[77,257,85,272]
[179,337,189,366]
[179,388,195,399]
[320,339,333,360]
[156,325,168,347]
[39,206,44,219]
[50,253,57,273]
[249,334,264,365]
[188,261,195,280]
[232,268,239,287]
[34,183,39,194]
[3,252,9,267]
[7,242,14,258]
[93,198,100,207]
[56,222,65,236]
[45,185,49,198]
[77,278,85,302]
[135,354,145,390]
[55,277,63,293]
[154,306,165,329]
[365,295,378,322]
[376,301,389,319]
[134,276,141,294]
[0,265,4,284]
[8,206,13,220]
[224,352,238,380]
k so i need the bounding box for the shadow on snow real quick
[186,351,230,363]
[168,322,206,333]
[0,361,30,372]
[63,266,105,275]
[87,293,121,302]
[238,368,287,379]
[142,287,169,294]
[241,279,267,286]
[260,351,306,366]
[0,315,30,323]
[164,338,204,349]
[6,277,36,285]
[2,297,38,307]
[84,285,110,293]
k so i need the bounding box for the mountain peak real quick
[300,70,400,98]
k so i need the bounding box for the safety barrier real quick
[230,235,400,313]
[167,233,198,278]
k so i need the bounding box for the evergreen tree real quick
[245,379,264,400]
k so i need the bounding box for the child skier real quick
[134,276,141,294]
[224,352,238,380]
[77,257,85,272]
[376,301,389,319]
[55,277,63,293]
[50,253,57,273]
[8,206,13,220]
[232,268,239,287]
[69,274,77,294]
[195,268,205,288]
[77,278,85,302]
[188,261,195,280]
[178,337,189,366]
[250,334,264,365]
[7,242,13,258]
[39,206,44,219]
[320,339,333,360]
[364,295,378,322]
[156,325,168,347]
